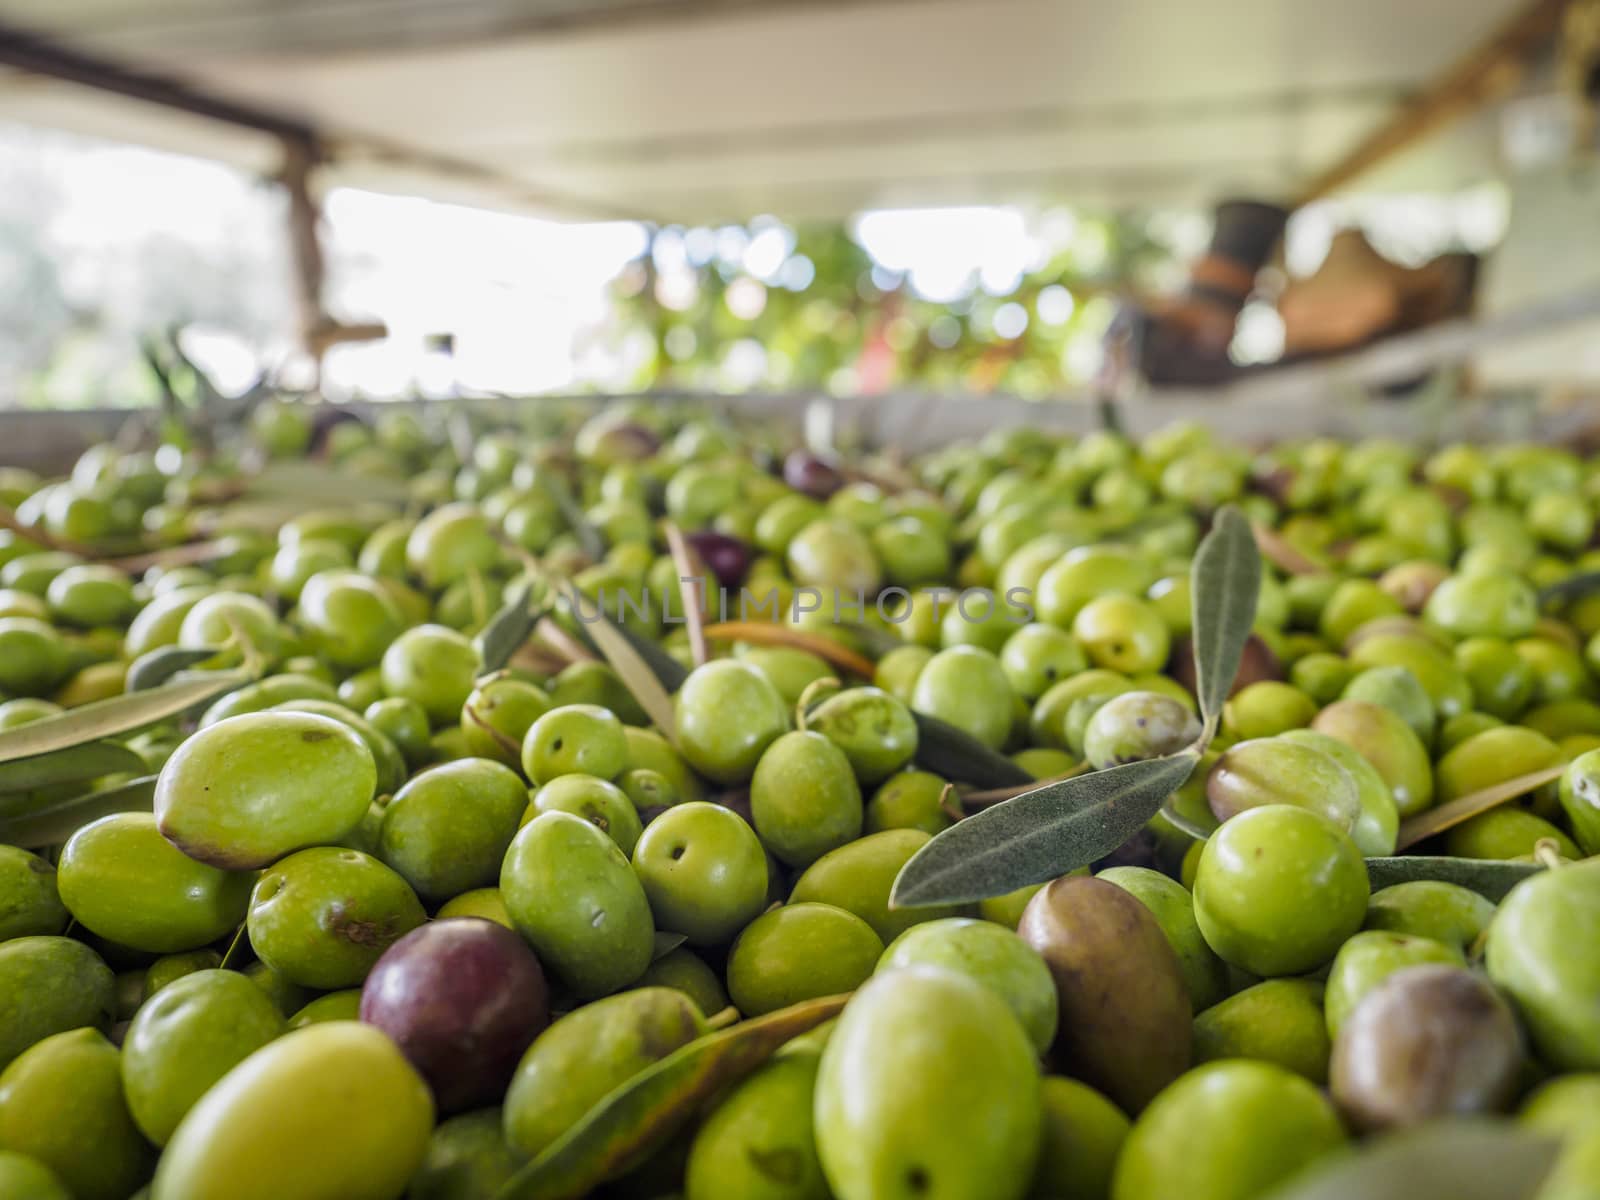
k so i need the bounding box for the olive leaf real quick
[0,775,157,849]
[125,646,225,692]
[493,993,850,1200]
[1364,856,1544,902]
[474,580,551,674]
[910,713,1032,789]
[1538,570,1600,609]
[539,474,606,562]
[702,622,878,680]
[572,615,690,694]
[1261,1120,1559,1200]
[580,610,678,739]
[836,619,905,660]
[0,669,248,765]
[1190,506,1262,736]
[1396,765,1566,851]
[891,750,1201,908]
[0,742,148,800]
[651,931,687,961]
[241,460,411,506]
[104,538,232,576]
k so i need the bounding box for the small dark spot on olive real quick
[551,737,564,752]
[907,1166,931,1193]
[670,845,686,861]
[302,729,334,743]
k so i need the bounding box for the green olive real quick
[155,712,377,870]
[1193,805,1369,978]
[247,847,425,990]
[58,813,254,954]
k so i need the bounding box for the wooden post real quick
[280,138,387,381]
[1295,0,1574,205]
[281,137,327,361]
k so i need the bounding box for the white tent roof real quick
[0,0,1528,220]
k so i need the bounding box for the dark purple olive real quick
[1331,964,1523,1132]
[685,530,753,588]
[783,450,846,499]
[606,422,662,462]
[360,918,550,1113]
[577,418,661,466]
[309,408,368,457]
[637,804,674,827]
[1092,826,1162,873]
[1168,631,1281,699]
[715,789,755,828]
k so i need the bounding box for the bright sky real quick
[317,188,651,397]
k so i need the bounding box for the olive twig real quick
[1249,520,1327,576]
[463,702,522,762]
[1533,838,1569,872]
[219,921,249,970]
[794,676,843,731]
[961,764,1088,807]
[705,1007,741,1031]
[701,622,877,678]
[661,522,709,668]
[938,782,965,825]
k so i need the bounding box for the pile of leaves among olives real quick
[3,403,1600,1200]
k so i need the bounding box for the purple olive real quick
[605,422,662,461]
[309,408,368,457]
[685,530,754,588]
[360,918,550,1113]
[577,418,661,466]
[1168,631,1281,698]
[637,804,674,827]
[716,789,756,828]
[783,450,846,499]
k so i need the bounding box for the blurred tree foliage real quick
[599,216,1179,398]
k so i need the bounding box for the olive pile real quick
[0,404,1598,1200]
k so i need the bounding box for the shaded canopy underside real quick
[0,0,1530,221]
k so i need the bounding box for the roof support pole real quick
[1294,0,1574,204]
[279,139,387,377]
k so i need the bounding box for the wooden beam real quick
[1295,0,1573,205]
[0,21,645,222]
[0,23,318,147]
[22,0,940,61]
